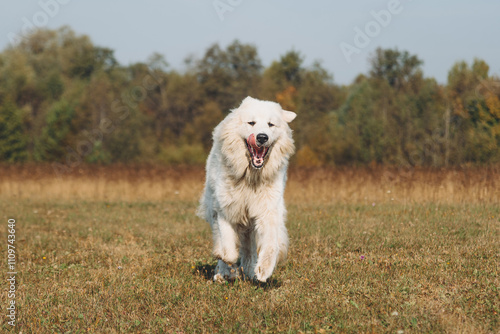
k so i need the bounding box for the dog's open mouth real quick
[246,134,270,169]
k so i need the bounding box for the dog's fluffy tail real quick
[196,199,206,220]
[197,183,214,224]
[277,222,289,264]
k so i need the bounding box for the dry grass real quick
[0,165,498,333]
[1,164,500,204]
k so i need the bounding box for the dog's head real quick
[232,97,296,169]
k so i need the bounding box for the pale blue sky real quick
[1,0,499,84]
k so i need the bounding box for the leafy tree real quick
[104,112,143,163]
[447,58,500,163]
[269,50,304,88]
[197,40,262,112]
[184,100,224,150]
[330,48,447,166]
[334,80,390,164]
[369,48,423,91]
[294,61,345,159]
[0,26,498,166]
[261,50,304,101]
[0,101,27,162]
[35,100,76,161]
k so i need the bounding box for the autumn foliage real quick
[0,27,499,167]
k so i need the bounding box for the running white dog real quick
[198,96,296,282]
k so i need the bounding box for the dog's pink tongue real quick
[248,134,265,156]
[247,133,256,147]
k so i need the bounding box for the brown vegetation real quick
[2,164,499,204]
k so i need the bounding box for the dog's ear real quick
[282,110,297,123]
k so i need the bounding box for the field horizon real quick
[2,164,500,204]
[0,165,498,333]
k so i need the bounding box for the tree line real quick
[0,26,499,167]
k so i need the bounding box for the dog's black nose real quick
[256,133,268,145]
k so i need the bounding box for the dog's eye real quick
[248,121,255,126]
[268,122,275,127]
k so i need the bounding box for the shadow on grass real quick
[193,262,282,290]
[193,262,216,280]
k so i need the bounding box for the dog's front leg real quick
[254,217,279,282]
[213,214,240,282]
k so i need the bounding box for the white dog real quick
[198,96,296,282]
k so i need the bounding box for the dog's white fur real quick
[198,96,296,282]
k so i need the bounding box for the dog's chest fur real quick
[219,168,280,226]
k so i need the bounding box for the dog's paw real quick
[254,264,274,282]
[214,260,241,283]
[255,248,278,282]
[213,273,226,284]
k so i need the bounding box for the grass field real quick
[0,165,499,333]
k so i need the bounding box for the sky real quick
[1,0,499,85]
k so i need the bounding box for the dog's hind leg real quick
[277,220,289,263]
[238,228,257,280]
